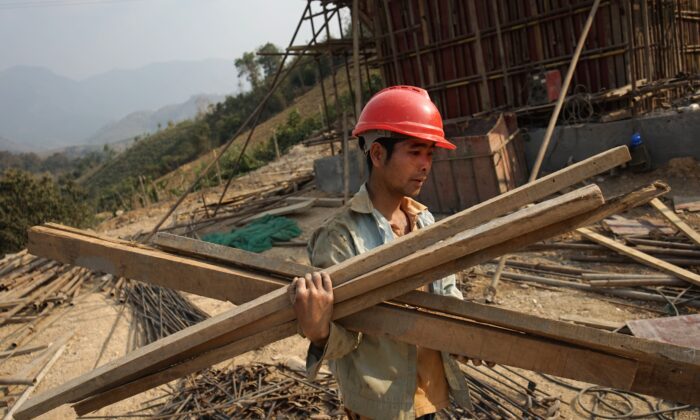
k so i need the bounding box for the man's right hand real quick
[289,272,334,348]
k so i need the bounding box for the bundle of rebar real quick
[502,228,700,314]
[148,363,343,419]
[127,361,566,419]
[121,281,209,347]
[0,251,97,349]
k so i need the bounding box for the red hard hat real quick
[352,85,456,150]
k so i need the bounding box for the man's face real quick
[371,138,434,197]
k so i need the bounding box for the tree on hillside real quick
[256,43,282,80]
[0,169,93,254]
[235,51,262,89]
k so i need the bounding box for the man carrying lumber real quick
[290,86,472,419]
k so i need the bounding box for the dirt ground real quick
[4,154,700,419]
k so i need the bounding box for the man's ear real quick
[369,142,385,169]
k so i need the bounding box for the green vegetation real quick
[83,42,345,212]
[0,36,384,253]
[0,169,93,254]
[0,148,115,179]
[83,119,211,210]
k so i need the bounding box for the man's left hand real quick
[289,272,334,348]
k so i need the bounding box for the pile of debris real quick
[491,197,700,317]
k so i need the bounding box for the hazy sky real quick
[0,0,337,80]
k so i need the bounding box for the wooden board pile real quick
[12,147,700,418]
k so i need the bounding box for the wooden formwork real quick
[359,0,700,119]
[418,113,528,214]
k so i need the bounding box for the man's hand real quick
[289,272,334,348]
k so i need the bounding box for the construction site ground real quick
[5,145,700,419]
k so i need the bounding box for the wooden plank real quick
[73,322,297,415]
[154,182,679,366]
[577,227,700,287]
[76,296,700,414]
[602,214,675,236]
[152,233,309,279]
[27,226,286,305]
[339,304,700,405]
[559,314,624,331]
[284,196,344,207]
[394,291,700,370]
[237,199,316,225]
[16,186,605,419]
[65,182,672,414]
[650,197,700,246]
[341,181,672,320]
[321,147,628,287]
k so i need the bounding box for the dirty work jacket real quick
[305,184,473,419]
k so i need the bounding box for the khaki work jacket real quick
[305,185,473,419]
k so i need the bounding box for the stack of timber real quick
[12,147,700,418]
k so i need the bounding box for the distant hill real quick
[84,94,225,146]
[0,135,31,153]
[0,59,237,151]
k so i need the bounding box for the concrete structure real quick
[313,149,365,195]
[525,110,700,173]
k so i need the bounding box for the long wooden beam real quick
[17,186,604,419]
[65,183,677,414]
[339,304,700,406]
[73,298,700,415]
[153,232,310,279]
[33,146,630,303]
[154,184,691,366]
[577,227,700,287]
[27,224,285,304]
[153,146,629,275]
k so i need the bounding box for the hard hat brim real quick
[353,123,457,150]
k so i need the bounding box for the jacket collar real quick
[349,184,428,216]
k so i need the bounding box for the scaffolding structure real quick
[355,0,700,122]
[148,0,700,237]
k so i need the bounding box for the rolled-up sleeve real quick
[305,222,363,379]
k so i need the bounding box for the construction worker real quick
[290,85,472,419]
